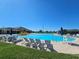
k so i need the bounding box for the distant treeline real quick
[33,30,56,33]
[32,28,79,35]
[58,27,79,35]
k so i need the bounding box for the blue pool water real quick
[18,33,75,42]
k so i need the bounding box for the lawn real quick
[0,42,78,59]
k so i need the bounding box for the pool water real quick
[18,33,75,42]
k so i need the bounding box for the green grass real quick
[0,42,78,59]
[73,54,79,57]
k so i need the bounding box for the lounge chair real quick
[13,39,23,44]
[8,36,17,42]
[45,40,51,44]
[38,43,46,51]
[35,39,41,44]
[8,37,13,42]
[41,40,45,44]
[32,43,38,49]
[24,38,30,42]
[0,36,6,42]
[29,38,35,43]
[25,43,31,47]
[46,44,54,52]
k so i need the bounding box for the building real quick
[0,27,32,35]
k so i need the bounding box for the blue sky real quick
[0,0,79,31]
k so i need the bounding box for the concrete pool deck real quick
[51,38,79,54]
[15,36,79,54]
[16,37,79,54]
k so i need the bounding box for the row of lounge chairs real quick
[24,38,56,52]
[0,35,56,52]
[0,35,17,43]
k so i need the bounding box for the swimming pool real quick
[18,33,75,42]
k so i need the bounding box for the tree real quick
[60,27,64,35]
[39,30,43,33]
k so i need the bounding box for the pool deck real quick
[16,37,79,54]
[51,38,79,54]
